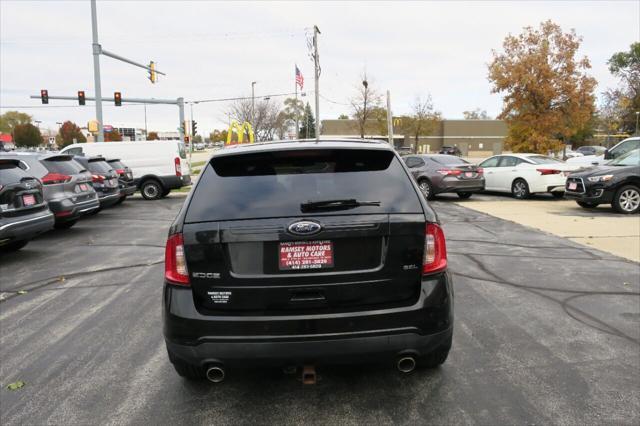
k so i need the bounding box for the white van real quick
[60,141,191,200]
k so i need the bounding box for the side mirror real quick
[603,149,611,160]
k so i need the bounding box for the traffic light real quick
[78,91,86,105]
[40,89,49,104]
[114,92,122,106]
[192,120,197,136]
[148,61,156,84]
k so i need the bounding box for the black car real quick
[2,153,99,229]
[439,146,462,156]
[565,149,640,214]
[73,156,121,209]
[0,158,54,251]
[404,154,484,199]
[106,158,136,203]
[163,140,453,382]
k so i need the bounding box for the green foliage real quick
[210,129,228,143]
[6,381,25,391]
[338,114,349,119]
[0,111,32,134]
[13,123,42,147]
[55,121,87,148]
[605,43,640,134]
[299,103,316,138]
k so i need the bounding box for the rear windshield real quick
[186,148,423,222]
[107,160,126,169]
[43,158,84,175]
[431,155,468,165]
[87,160,114,174]
[0,161,30,185]
[527,156,563,165]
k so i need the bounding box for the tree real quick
[224,98,285,141]
[299,103,316,139]
[210,129,228,143]
[338,114,349,119]
[350,72,383,138]
[104,129,122,142]
[403,96,441,144]
[488,20,596,153]
[604,43,640,134]
[13,123,42,148]
[147,131,159,140]
[0,111,32,134]
[463,108,491,120]
[283,97,305,137]
[55,121,87,148]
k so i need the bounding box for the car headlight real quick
[587,174,614,183]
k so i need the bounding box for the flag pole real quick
[295,64,299,139]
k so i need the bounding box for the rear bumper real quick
[437,178,485,194]
[48,195,100,222]
[97,191,122,207]
[163,272,453,367]
[119,184,137,197]
[0,210,54,244]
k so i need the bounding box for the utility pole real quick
[386,90,393,146]
[295,65,299,139]
[90,0,104,141]
[635,111,639,135]
[313,25,320,141]
[251,81,256,127]
[144,103,148,138]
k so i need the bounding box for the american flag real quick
[295,66,304,89]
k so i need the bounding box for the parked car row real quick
[0,153,136,251]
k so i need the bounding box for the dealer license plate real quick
[568,182,577,190]
[22,194,36,206]
[279,240,334,270]
[465,172,473,178]
[79,184,89,191]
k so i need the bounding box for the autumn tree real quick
[463,108,491,120]
[55,121,87,148]
[13,123,42,148]
[351,73,382,138]
[104,129,122,142]
[147,131,159,140]
[488,20,596,153]
[210,129,228,143]
[0,111,32,134]
[403,96,441,144]
[603,43,640,134]
[299,103,316,139]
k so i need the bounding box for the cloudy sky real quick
[1,0,638,136]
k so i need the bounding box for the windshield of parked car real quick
[526,156,564,165]
[431,155,468,165]
[609,149,640,166]
[87,160,114,174]
[186,148,423,222]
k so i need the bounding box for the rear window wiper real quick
[301,198,381,212]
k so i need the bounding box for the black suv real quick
[163,140,453,382]
[565,149,640,214]
[106,158,136,204]
[0,158,54,251]
[73,156,121,209]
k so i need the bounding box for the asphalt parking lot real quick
[1,195,639,425]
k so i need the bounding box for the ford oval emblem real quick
[288,220,322,236]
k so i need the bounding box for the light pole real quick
[34,120,42,129]
[635,111,639,135]
[251,81,256,127]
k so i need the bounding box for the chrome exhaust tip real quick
[397,356,417,373]
[205,365,225,383]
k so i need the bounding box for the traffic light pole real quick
[91,0,104,142]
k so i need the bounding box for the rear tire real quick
[418,179,435,200]
[417,335,452,369]
[141,179,163,200]
[511,179,530,199]
[612,185,640,214]
[54,220,77,230]
[457,192,472,199]
[0,240,28,252]
[551,192,564,199]
[577,201,598,209]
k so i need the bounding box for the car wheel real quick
[551,192,564,199]
[417,335,452,369]
[511,179,530,199]
[457,192,472,199]
[141,180,163,200]
[54,220,77,230]
[0,240,29,252]
[577,201,599,208]
[612,185,640,214]
[418,179,434,200]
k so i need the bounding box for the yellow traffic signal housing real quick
[148,61,157,84]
